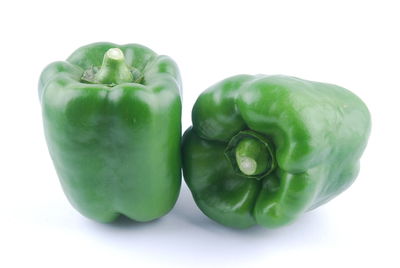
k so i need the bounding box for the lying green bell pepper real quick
[39,42,182,222]
[182,75,370,228]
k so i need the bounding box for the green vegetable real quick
[182,74,370,228]
[39,42,182,222]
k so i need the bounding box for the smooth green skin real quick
[39,42,182,222]
[182,74,371,228]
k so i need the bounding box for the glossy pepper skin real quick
[182,75,370,228]
[39,42,182,222]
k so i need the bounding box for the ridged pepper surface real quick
[182,75,370,228]
[39,42,181,222]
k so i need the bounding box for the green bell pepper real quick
[39,42,182,222]
[182,74,370,228]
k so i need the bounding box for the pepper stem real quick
[94,48,133,85]
[235,138,269,175]
[225,130,276,180]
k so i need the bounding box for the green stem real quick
[94,48,133,85]
[224,130,276,179]
[235,138,269,175]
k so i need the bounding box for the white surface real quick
[1,0,399,267]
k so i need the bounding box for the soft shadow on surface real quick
[77,184,330,252]
[106,214,162,228]
[70,184,333,266]
[84,184,330,237]
[162,185,331,238]
[38,180,330,238]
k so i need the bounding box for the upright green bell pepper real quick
[182,75,370,228]
[39,42,182,222]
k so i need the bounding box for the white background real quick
[1,0,399,267]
